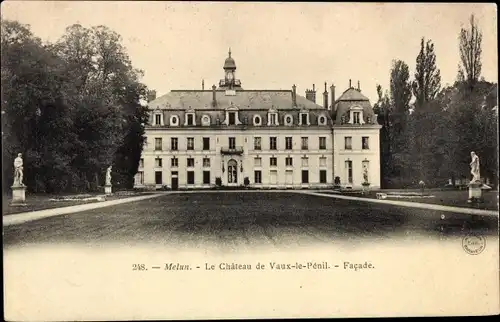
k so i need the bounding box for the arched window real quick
[227,159,238,184]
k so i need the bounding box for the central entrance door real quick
[227,159,238,185]
[171,171,178,190]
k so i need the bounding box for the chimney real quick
[202,79,205,90]
[305,84,316,103]
[292,84,297,106]
[330,84,336,111]
[323,82,328,109]
[349,79,352,88]
[212,85,217,107]
[357,80,360,91]
[147,90,157,102]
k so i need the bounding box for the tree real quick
[2,19,148,193]
[412,38,441,110]
[389,60,413,182]
[459,14,482,91]
[410,38,442,182]
[1,20,76,192]
[52,24,146,191]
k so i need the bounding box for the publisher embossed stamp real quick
[462,234,486,255]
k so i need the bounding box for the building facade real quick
[135,50,381,190]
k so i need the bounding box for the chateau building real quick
[135,50,381,189]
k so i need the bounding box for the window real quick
[171,157,178,167]
[187,137,194,150]
[187,171,195,184]
[302,157,309,167]
[155,114,162,125]
[345,160,353,184]
[155,158,162,168]
[203,171,210,184]
[344,136,352,150]
[270,157,277,166]
[300,113,308,125]
[201,115,210,126]
[203,158,210,167]
[301,170,309,184]
[269,113,278,125]
[254,157,262,167]
[171,137,178,151]
[285,115,293,125]
[319,137,326,150]
[353,112,361,124]
[254,137,261,150]
[301,137,308,150]
[228,112,236,125]
[229,137,236,149]
[170,115,179,126]
[186,113,195,126]
[285,137,293,150]
[270,137,277,150]
[362,137,369,150]
[155,138,162,151]
[187,158,195,167]
[139,158,144,168]
[254,170,262,184]
[203,137,210,150]
[155,171,162,185]
[253,115,262,126]
[286,157,293,166]
[320,170,327,183]
[318,115,327,125]
[135,171,144,185]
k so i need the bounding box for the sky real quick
[2,1,498,103]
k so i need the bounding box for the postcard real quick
[2,1,499,320]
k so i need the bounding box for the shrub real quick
[215,177,222,186]
[244,177,250,186]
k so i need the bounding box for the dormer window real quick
[253,115,262,126]
[223,105,241,126]
[185,113,196,126]
[170,115,179,126]
[318,115,327,126]
[299,112,310,126]
[348,106,365,125]
[353,112,361,124]
[284,114,293,126]
[201,115,211,126]
[228,112,236,125]
[269,113,278,125]
[154,112,163,126]
[267,107,279,126]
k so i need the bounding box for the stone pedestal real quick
[11,185,27,206]
[468,182,483,203]
[104,185,112,195]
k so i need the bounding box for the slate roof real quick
[147,90,333,127]
[332,88,377,125]
[148,90,326,111]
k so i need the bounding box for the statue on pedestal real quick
[13,153,24,186]
[363,164,369,183]
[105,166,112,186]
[469,151,480,183]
